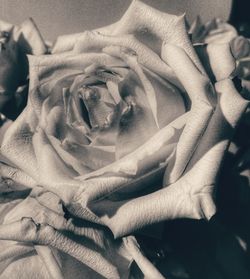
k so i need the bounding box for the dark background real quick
[230,0,250,37]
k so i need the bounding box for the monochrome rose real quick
[189,15,250,61]
[189,16,250,223]
[189,16,238,44]
[0,1,249,278]
[189,16,250,81]
[0,18,47,118]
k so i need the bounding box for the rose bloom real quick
[0,1,249,278]
[189,17,250,215]
[189,16,250,82]
[0,17,47,118]
[189,16,238,44]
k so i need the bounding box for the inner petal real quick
[78,86,115,129]
[115,71,159,159]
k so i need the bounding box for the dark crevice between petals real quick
[116,71,158,159]
[79,94,92,129]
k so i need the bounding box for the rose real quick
[189,17,250,80]
[189,16,250,151]
[0,18,47,118]
[189,16,250,97]
[0,1,247,278]
[189,16,250,59]
[0,1,248,278]
[189,16,238,44]
[190,17,250,215]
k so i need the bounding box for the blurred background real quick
[0,0,233,41]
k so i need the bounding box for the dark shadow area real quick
[135,215,250,279]
[133,112,250,279]
[229,0,250,37]
[1,87,28,121]
[62,204,129,274]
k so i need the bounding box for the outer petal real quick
[86,79,248,238]
[0,188,134,279]
[52,0,203,73]
[13,18,47,55]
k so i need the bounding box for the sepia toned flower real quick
[0,17,47,119]
[189,16,238,44]
[0,1,249,278]
[189,16,250,86]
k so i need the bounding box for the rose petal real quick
[206,43,236,81]
[204,19,238,44]
[35,246,64,279]
[104,45,160,128]
[32,128,81,203]
[110,0,203,72]
[88,78,248,236]
[0,188,134,278]
[162,44,216,184]
[1,110,39,181]
[195,43,236,82]
[47,136,93,175]
[14,18,47,55]
[184,79,249,182]
[52,32,84,53]
[51,136,115,174]
[0,162,36,190]
[0,244,33,263]
[230,36,250,60]
[144,68,186,128]
[75,113,187,204]
[73,31,180,88]
[116,70,159,159]
[123,236,165,279]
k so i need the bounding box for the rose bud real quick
[0,18,47,119]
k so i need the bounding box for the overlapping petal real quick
[0,1,249,278]
[0,18,47,119]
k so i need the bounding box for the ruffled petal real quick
[13,18,47,55]
[0,188,134,278]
